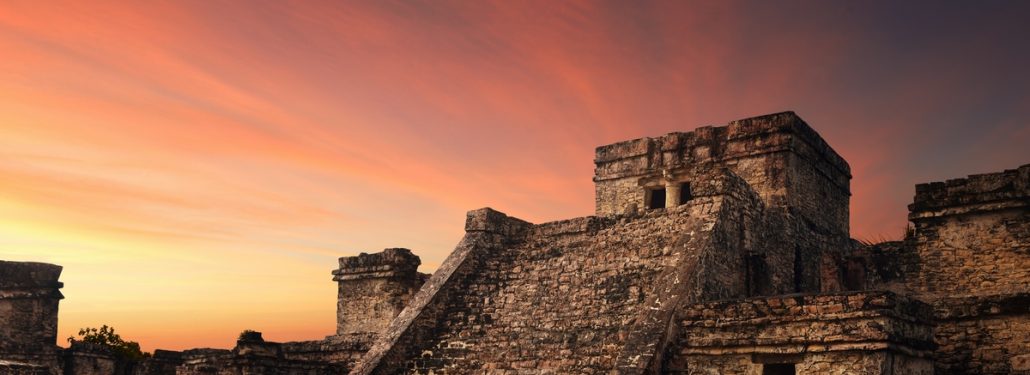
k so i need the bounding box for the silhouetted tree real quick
[68,325,149,360]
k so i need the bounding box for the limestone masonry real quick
[1,111,1027,375]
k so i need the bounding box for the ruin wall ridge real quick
[332,248,421,281]
[674,291,935,356]
[909,163,1030,219]
[593,111,851,187]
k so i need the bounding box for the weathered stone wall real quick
[593,111,850,233]
[614,169,773,374]
[0,261,64,373]
[668,291,934,375]
[175,349,232,374]
[134,350,181,375]
[333,248,427,336]
[169,334,351,375]
[883,165,1030,374]
[593,112,852,294]
[280,333,375,366]
[932,294,1030,374]
[354,169,781,374]
[904,165,1029,298]
[348,208,532,375]
[798,352,932,375]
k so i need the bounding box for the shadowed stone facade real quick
[1,111,1027,374]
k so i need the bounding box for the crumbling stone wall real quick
[0,261,64,373]
[279,333,376,367]
[668,291,934,375]
[885,165,1030,374]
[175,349,232,374]
[198,332,344,375]
[592,112,850,234]
[134,350,181,375]
[348,208,532,375]
[593,112,852,295]
[167,333,371,375]
[904,165,1029,298]
[354,169,780,374]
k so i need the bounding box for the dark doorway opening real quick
[647,188,666,209]
[763,363,796,375]
[843,257,867,290]
[679,182,692,204]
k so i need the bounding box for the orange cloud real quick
[1,0,1027,350]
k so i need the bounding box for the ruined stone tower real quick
[331,248,426,336]
[594,111,850,231]
[595,112,853,294]
[0,261,64,371]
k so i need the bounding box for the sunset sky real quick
[1,1,1028,351]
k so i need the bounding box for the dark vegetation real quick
[68,325,150,360]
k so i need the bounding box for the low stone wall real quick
[134,350,181,375]
[62,342,119,375]
[668,291,934,374]
[909,164,1029,216]
[281,333,376,368]
[169,335,351,375]
[176,348,232,374]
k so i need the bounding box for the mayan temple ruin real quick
[1,111,1028,374]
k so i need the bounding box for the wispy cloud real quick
[1,0,1027,350]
